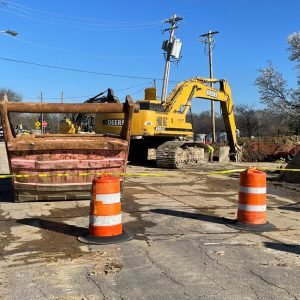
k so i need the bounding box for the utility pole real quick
[59,91,64,133]
[40,92,44,134]
[161,14,183,102]
[200,30,219,143]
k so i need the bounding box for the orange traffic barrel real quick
[78,174,132,244]
[238,167,267,224]
[229,167,275,232]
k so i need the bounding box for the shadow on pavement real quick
[264,242,300,255]
[0,178,14,202]
[278,202,300,212]
[150,208,233,225]
[17,217,87,237]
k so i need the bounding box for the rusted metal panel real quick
[11,157,125,170]
[0,94,134,202]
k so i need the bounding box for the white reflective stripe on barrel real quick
[95,192,120,204]
[238,204,266,212]
[90,214,122,226]
[239,186,266,194]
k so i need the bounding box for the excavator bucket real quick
[0,94,134,202]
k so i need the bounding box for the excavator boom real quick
[164,77,238,153]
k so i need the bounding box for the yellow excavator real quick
[95,77,239,168]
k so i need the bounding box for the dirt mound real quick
[238,136,299,162]
[279,151,300,183]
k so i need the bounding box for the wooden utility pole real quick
[40,92,44,134]
[200,30,219,143]
[59,91,64,133]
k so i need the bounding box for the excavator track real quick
[156,141,207,169]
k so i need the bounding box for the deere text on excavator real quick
[94,77,240,168]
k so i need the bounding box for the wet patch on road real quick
[0,204,91,267]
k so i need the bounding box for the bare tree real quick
[288,32,300,63]
[235,104,259,137]
[256,63,299,110]
[189,111,225,134]
[0,88,22,102]
[255,32,300,133]
[0,88,23,130]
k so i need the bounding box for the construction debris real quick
[279,151,300,183]
[239,136,299,162]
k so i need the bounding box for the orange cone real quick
[230,167,275,232]
[79,174,132,244]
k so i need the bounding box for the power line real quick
[4,1,162,25]
[115,81,153,92]
[0,1,162,32]
[5,35,160,60]
[21,82,154,100]
[0,56,160,80]
[0,56,180,83]
[0,7,159,32]
[22,95,94,100]
[132,85,151,96]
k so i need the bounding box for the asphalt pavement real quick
[0,142,299,299]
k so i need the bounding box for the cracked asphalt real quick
[0,142,299,299]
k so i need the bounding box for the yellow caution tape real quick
[258,167,300,172]
[0,167,299,180]
[209,168,300,174]
[207,169,246,175]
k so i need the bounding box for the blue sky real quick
[0,0,299,112]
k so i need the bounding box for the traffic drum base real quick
[227,221,276,232]
[78,230,133,245]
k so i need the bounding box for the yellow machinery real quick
[59,118,76,134]
[96,77,239,168]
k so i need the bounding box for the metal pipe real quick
[4,102,127,113]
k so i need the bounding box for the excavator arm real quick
[164,77,239,155]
